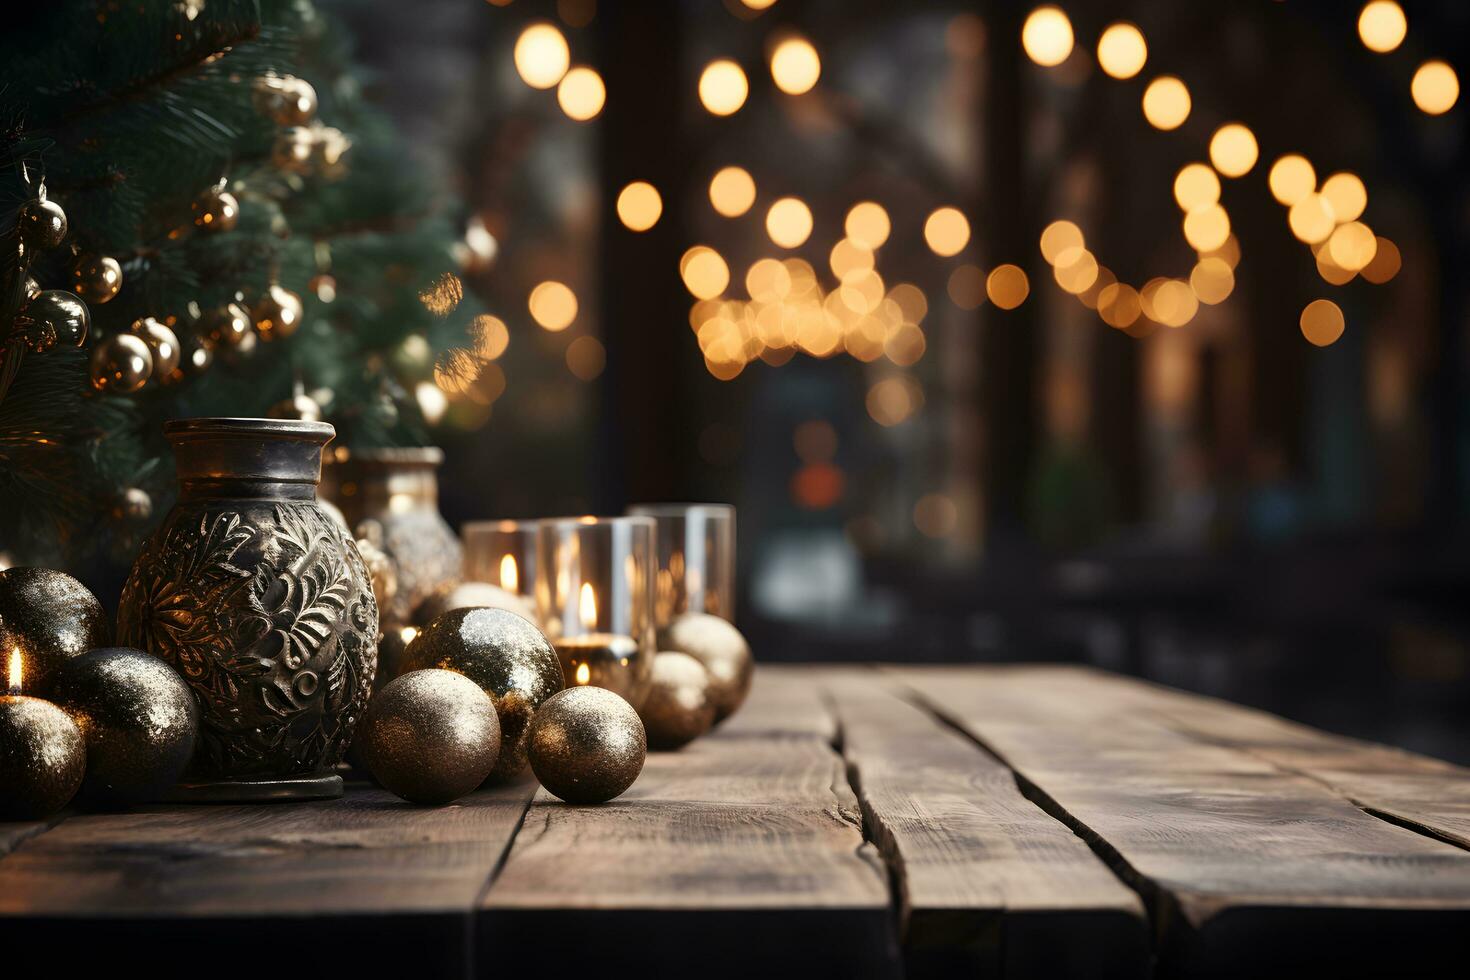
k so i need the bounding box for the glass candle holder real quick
[463,519,538,598]
[535,516,656,708]
[627,503,736,627]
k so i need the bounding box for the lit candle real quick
[0,646,86,819]
[552,583,641,700]
[500,553,519,594]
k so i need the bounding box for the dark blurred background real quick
[334,0,1470,763]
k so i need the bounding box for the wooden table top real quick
[3,664,1468,979]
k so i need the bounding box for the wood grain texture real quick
[894,666,1470,977]
[480,729,898,977]
[714,662,836,741]
[821,668,1149,979]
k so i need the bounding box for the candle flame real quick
[8,648,20,695]
[500,553,519,593]
[579,582,597,630]
[575,662,591,685]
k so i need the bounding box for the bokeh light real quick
[867,375,924,426]
[699,59,749,116]
[469,314,510,361]
[1411,61,1459,115]
[1022,6,1074,68]
[1097,22,1147,80]
[680,246,731,299]
[529,281,577,331]
[1268,154,1316,206]
[766,197,813,248]
[1328,221,1378,271]
[987,264,1029,309]
[1142,76,1191,130]
[1321,172,1367,223]
[1039,220,1084,263]
[514,23,570,90]
[1358,2,1407,54]
[924,207,970,257]
[709,166,756,217]
[1183,204,1230,251]
[1173,164,1220,213]
[770,37,821,95]
[1300,299,1345,347]
[1361,237,1402,284]
[845,202,891,250]
[830,238,874,282]
[913,493,958,538]
[616,181,662,231]
[1097,282,1142,328]
[1189,258,1234,305]
[557,66,605,121]
[565,335,606,381]
[1209,123,1258,177]
[1289,194,1337,243]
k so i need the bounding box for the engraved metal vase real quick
[118,418,379,801]
[322,447,461,624]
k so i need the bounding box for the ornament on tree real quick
[309,273,337,302]
[90,332,154,393]
[71,254,123,304]
[200,301,253,348]
[639,651,717,751]
[272,125,316,173]
[253,283,303,341]
[126,317,181,378]
[267,390,322,422]
[528,686,647,804]
[169,332,213,383]
[657,613,754,725]
[191,183,240,232]
[252,73,319,126]
[309,125,352,174]
[358,669,501,804]
[11,290,90,353]
[22,276,41,301]
[112,487,154,525]
[16,190,68,252]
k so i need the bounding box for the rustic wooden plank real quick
[0,818,54,856]
[820,668,1149,979]
[0,779,537,977]
[894,665,1470,977]
[479,729,897,977]
[713,662,835,741]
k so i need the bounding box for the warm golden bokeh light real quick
[766,197,813,248]
[1361,236,1402,284]
[1268,154,1316,206]
[829,238,874,282]
[1142,76,1191,130]
[741,0,778,9]
[1412,60,1459,114]
[1289,194,1337,244]
[885,323,927,367]
[1173,164,1220,213]
[770,37,821,95]
[1189,257,1234,305]
[1315,243,1356,286]
[529,281,577,331]
[845,201,891,250]
[1097,22,1147,80]
[1039,220,1084,263]
[1358,2,1407,53]
[1321,172,1368,224]
[924,207,971,257]
[1149,279,1198,328]
[709,166,756,217]
[1201,234,1241,269]
[1022,6,1074,68]
[1300,299,1345,347]
[888,283,928,324]
[514,23,570,90]
[680,246,730,299]
[1053,249,1099,294]
[556,66,605,121]
[699,59,749,116]
[1183,204,1231,252]
[469,314,510,361]
[1097,282,1142,328]
[867,375,924,426]
[1209,123,1258,178]
[987,264,1030,309]
[565,335,606,381]
[947,265,985,309]
[615,181,662,232]
[913,493,958,538]
[1328,221,1378,271]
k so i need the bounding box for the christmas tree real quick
[0,0,483,570]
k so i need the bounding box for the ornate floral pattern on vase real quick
[117,418,378,801]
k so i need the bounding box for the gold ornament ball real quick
[18,289,90,352]
[413,581,537,627]
[528,686,646,804]
[127,317,181,378]
[72,255,123,304]
[200,301,253,348]
[90,332,154,394]
[167,331,214,384]
[359,669,500,805]
[253,74,318,126]
[17,197,68,250]
[0,696,86,820]
[268,391,323,423]
[192,187,240,232]
[112,487,154,524]
[657,613,753,724]
[640,651,717,751]
[0,567,111,691]
[273,126,316,173]
[254,284,303,341]
[400,607,563,782]
[46,647,199,807]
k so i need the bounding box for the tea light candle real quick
[0,647,86,819]
[555,583,641,697]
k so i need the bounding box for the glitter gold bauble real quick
[253,74,319,126]
[657,612,753,724]
[253,284,303,341]
[200,301,253,348]
[90,332,153,393]
[528,686,646,804]
[127,317,181,378]
[72,255,123,304]
[15,289,90,352]
[192,186,240,232]
[413,581,537,627]
[359,669,500,804]
[46,647,199,807]
[401,607,563,781]
[0,567,111,690]
[17,196,67,250]
[0,696,86,819]
[639,651,716,750]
